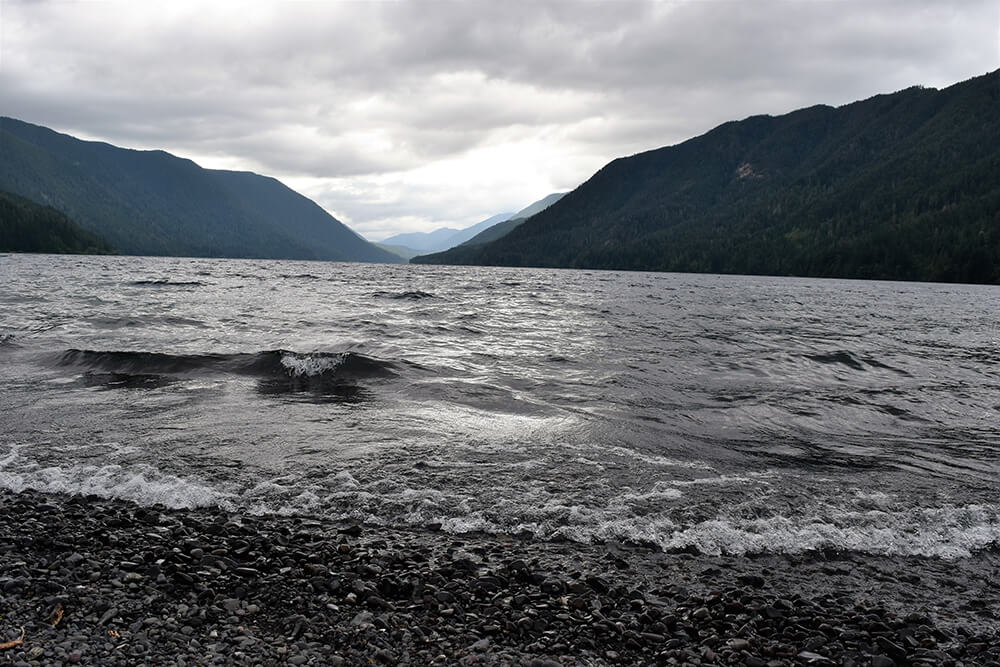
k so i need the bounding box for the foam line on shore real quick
[0,487,998,665]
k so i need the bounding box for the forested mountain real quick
[0,118,401,263]
[442,212,517,247]
[0,190,112,254]
[413,70,1000,285]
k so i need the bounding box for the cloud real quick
[293,134,577,241]
[2,0,996,239]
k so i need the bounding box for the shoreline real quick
[1,489,997,666]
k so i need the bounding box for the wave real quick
[278,273,322,280]
[59,349,247,375]
[3,438,996,559]
[804,350,910,375]
[129,279,205,287]
[278,351,396,379]
[59,348,393,376]
[373,290,437,300]
[413,501,1000,560]
[0,444,228,510]
[805,350,866,370]
[87,314,209,330]
[57,348,398,396]
[651,505,1000,559]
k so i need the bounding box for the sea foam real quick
[0,462,228,510]
[280,352,347,377]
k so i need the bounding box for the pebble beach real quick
[1,489,997,666]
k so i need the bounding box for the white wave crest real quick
[603,445,716,470]
[619,483,684,504]
[0,462,229,509]
[280,352,345,377]
[660,505,1000,558]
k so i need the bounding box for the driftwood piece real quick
[48,602,65,627]
[0,626,25,649]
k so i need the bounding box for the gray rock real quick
[728,638,751,651]
[691,607,711,621]
[877,637,907,661]
[350,611,373,626]
[540,578,565,594]
[303,563,326,576]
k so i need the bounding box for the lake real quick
[2,253,998,558]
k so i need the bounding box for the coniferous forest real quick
[3,71,998,282]
[0,190,113,254]
[414,70,1000,285]
[0,118,401,263]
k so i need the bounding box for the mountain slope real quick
[414,71,1000,284]
[506,192,568,223]
[420,193,567,260]
[375,243,422,261]
[0,189,113,254]
[0,117,401,263]
[442,212,516,247]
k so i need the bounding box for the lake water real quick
[2,253,998,558]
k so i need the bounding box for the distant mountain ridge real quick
[0,117,400,263]
[379,212,514,257]
[407,192,566,262]
[413,70,1000,285]
[380,227,466,253]
[455,192,566,247]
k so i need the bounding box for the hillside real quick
[413,71,1000,285]
[422,192,567,258]
[0,118,400,263]
[0,189,113,254]
[442,212,517,247]
[376,243,423,261]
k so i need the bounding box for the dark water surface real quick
[2,253,998,558]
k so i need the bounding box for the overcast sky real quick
[2,0,997,241]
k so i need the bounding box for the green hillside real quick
[0,118,401,263]
[461,193,566,247]
[414,71,1000,284]
[0,189,113,254]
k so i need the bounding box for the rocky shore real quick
[1,489,997,666]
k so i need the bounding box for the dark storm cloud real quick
[2,0,996,237]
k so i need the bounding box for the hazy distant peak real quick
[378,211,516,255]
